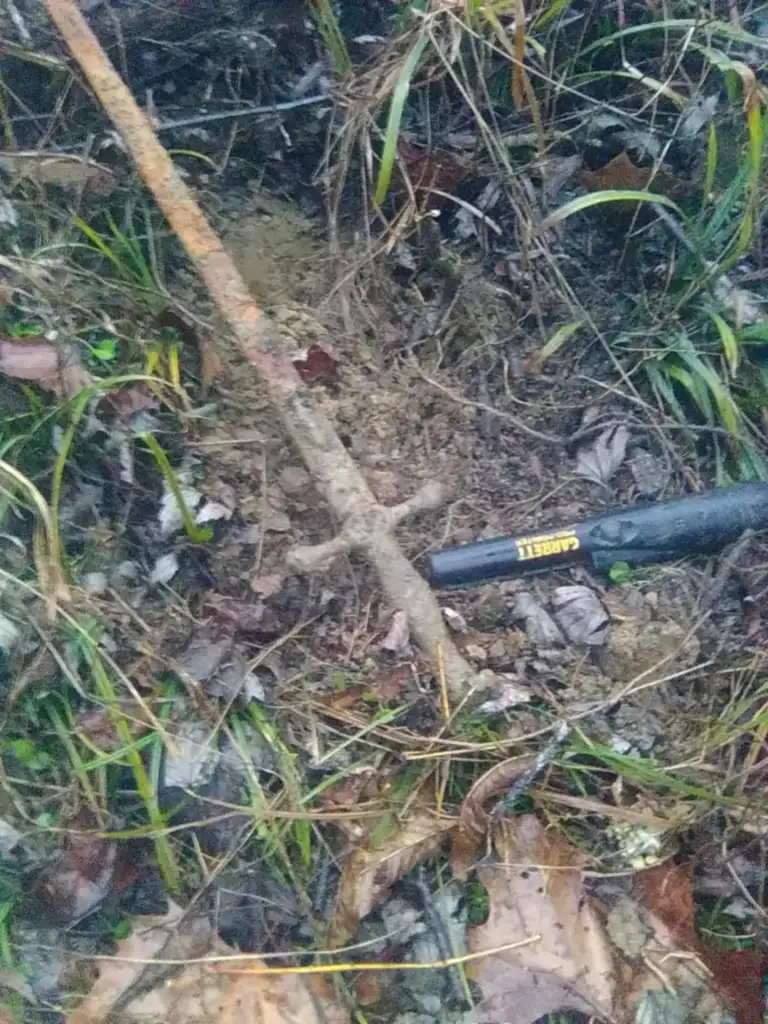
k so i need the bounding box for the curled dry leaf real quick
[451,755,538,877]
[575,424,629,487]
[28,819,121,926]
[467,815,619,1024]
[69,903,349,1024]
[551,585,610,646]
[512,592,564,648]
[331,813,456,944]
[381,609,410,653]
[0,336,93,399]
[97,384,159,420]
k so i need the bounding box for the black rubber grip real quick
[427,483,768,587]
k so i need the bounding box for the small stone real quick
[264,510,292,533]
[278,466,311,495]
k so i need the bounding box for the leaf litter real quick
[575,424,630,487]
[69,901,349,1024]
[5,7,768,1024]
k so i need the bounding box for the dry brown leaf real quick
[551,585,610,646]
[0,336,93,398]
[97,383,160,419]
[575,424,629,487]
[28,811,123,926]
[0,152,116,193]
[467,815,619,1024]
[640,861,765,1024]
[69,903,349,1024]
[579,152,689,200]
[292,344,340,384]
[451,755,538,877]
[331,813,456,943]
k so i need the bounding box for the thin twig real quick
[154,93,331,133]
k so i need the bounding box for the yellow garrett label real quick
[514,529,580,562]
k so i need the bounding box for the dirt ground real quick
[3,3,768,1022]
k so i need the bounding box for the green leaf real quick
[89,337,118,363]
[608,561,633,584]
[374,33,429,207]
[710,313,740,376]
[535,320,583,367]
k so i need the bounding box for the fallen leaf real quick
[176,631,234,684]
[76,701,154,752]
[69,903,349,1024]
[0,198,18,230]
[331,813,455,943]
[97,384,159,420]
[630,449,670,496]
[467,815,618,1024]
[249,574,285,598]
[366,662,411,701]
[579,152,689,201]
[203,594,280,634]
[640,861,765,1024]
[320,770,375,811]
[292,344,340,383]
[28,813,120,926]
[149,552,179,585]
[451,755,538,877]
[264,509,292,533]
[679,93,718,138]
[207,647,266,702]
[0,336,93,398]
[551,585,610,646]
[162,721,220,791]
[474,677,531,716]
[195,500,233,525]
[442,607,469,633]
[575,424,629,487]
[158,485,202,538]
[0,152,116,193]
[538,153,584,205]
[0,817,22,854]
[381,610,410,653]
[512,592,564,648]
[396,137,471,200]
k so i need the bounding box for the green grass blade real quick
[710,312,740,376]
[374,33,429,207]
[539,190,683,231]
[703,120,718,207]
[533,0,574,29]
[536,320,583,366]
[137,432,212,544]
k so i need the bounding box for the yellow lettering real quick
[514,531,579,560]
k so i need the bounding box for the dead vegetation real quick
[0,1,767,1022]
